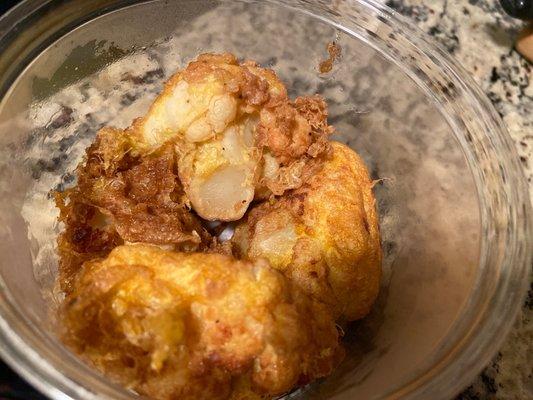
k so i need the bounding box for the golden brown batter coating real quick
[56,128,211,291]
[79,130,209,247]
[55,190,122,294]
[233,142,382,321]
[61,245,343,400]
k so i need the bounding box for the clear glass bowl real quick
[0,1,530,399]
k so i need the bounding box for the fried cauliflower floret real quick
[233,142,381,321]
[61,245,343,400]
[126,53,332,220]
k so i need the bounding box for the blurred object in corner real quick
[516,24,533,62]
[499,0,533,62]
[500,0,533,20]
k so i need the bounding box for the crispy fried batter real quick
[318,41,342,74]
[233,142,382,321]
[61,245,343,400]
[80,128,210,248]
[256,95,333,197]
[55,190,122,293]
[83,143,209,247]
[257,95,333,164]
[56,128,211,290]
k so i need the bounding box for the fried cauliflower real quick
[233,142,381,321]
[61,245,343,400]
[126,53,332,220]
[55,53,383,399]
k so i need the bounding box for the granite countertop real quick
[385,0,532,399]
[0,0,531,399]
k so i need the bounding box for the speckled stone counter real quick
[383,0,532,399]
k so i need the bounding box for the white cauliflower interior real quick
[126,53,332,221]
